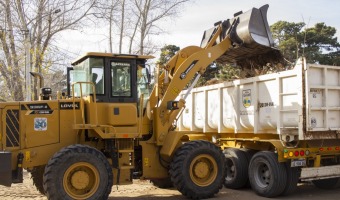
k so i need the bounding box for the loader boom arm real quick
[149,4,277,146]
[150,25,233,145]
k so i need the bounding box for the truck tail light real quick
[299,150,305,156]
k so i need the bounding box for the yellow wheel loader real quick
[0,4,276,199]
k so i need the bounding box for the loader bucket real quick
[201,4,282,67]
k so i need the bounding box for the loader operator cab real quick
[67,52,153,105]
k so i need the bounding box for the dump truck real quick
[178,57,340,197]
[0,4,294,199]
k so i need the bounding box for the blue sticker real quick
[34,118,47,131]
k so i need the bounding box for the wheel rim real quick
[254,162,271,188]
[63,162,100,199]
[189,154,218,187]
[225,158,235,181]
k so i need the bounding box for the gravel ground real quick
[1,171,340,200]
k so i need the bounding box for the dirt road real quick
[0,171,339,200]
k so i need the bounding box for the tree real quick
[0,0,96,101]
[303,23,340,65]
[132,0,190,55]
[93,0,190,55]
[196,64,219,87]
[271,21,340,65]
[0,0,24,101]
[270,21,305,62]
[158,44,179,65]
[93,0,119,53]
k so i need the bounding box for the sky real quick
[59,0,340,60]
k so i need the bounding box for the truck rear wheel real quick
[248,151,287,197]
[30,165,46,195]
[224,148,249,189]
[169,140,224,199]
[281,163,299,195]
[312,177,340,189]
[43,144,113,200]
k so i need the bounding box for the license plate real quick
[291,159,306,167]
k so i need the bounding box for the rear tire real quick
[43,144,113,200]
[30,165,46,195]
[248,151,287,197]
[240,148,256,188]
[169,140,225,199]
[223,148,249,189]
[312,177,340,189]
[281,163,299,196]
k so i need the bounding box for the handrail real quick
[138,94,144,137]
[71,82,98,127]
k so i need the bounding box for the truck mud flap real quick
[201,4,283,67]
[0,151,12,186]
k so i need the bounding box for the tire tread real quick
[169,140,224,199]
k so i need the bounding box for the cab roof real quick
[71,52,155,66]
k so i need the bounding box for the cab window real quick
[137,65,151,108]
[111,61,131,97]
[90,59,104,95]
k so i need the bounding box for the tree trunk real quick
[119,0,125,54]
[2,0,24,100]
[109,11,113,53]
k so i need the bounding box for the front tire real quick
[30,165,46,195]
[43,144,113,200]
[248,151,287,197]
[169,140,225,199]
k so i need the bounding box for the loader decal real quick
[60,102,80,110]
[180,60,198,80]
[242,89,252,108]
[30,110,53,115]
[144,157,149,166]
[34,118,47,131]
[27,103,50,110]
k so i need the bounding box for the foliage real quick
[196,63,241,87]
[0,0,95,100]
[217,63,241,81]
[270,21,305,62]
[271,21,340,65]
[158,44,180,65]
[196,64,219,87]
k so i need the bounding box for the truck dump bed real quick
[178,58,340,141]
